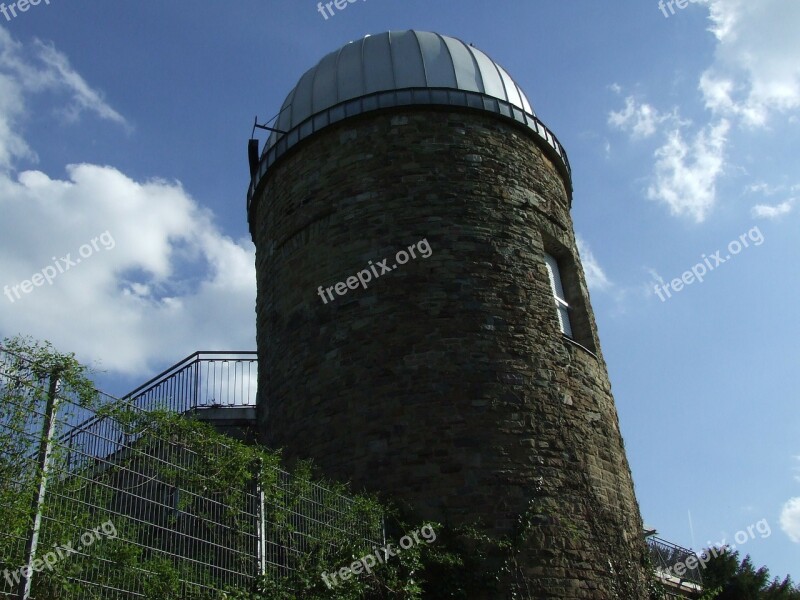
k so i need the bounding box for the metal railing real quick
[124,351,258,413]
[56,352,258,467]
[247,86,574,216]
[647,536,704,588]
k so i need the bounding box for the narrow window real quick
[544,254,573,337]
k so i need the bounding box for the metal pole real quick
[257,458,266,577]
[18,367,62,600]
[193,357,200,412]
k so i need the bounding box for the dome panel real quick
[274,88,295,141]
[471,47,508,103]
[337,39,366,102]
[363,33,395,94]
[442,36,483,94]
[416,32,458,88]
[497,65,523,110]
[291,69,316,129]
[312,50,340,112]
[390,30,428,89]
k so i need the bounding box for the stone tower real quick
[247,30,650,598]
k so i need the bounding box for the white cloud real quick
[645,268,664,288]
[746,182,800,196]
[611,2,800,222]
[780,497,800,543]
[0,29,254,377]
[791,455,800,484]
[608,96,668,140]
[746,182,782,196]
[0,27,128,130]
[647,119,730,223]
[751,199,794,220]
[0,164,256,376]
[576,236,611,292]
[703,0,800,127]
[607,92,729,223]
[33,40,129,127]
[0,71,35,167]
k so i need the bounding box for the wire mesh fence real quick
[0,345,383,599]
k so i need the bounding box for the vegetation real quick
[648,543,799,600]
[5,336,796,599]
[698,547,800,600]
[0,336,500,599]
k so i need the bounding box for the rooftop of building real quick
[247,30,571,206]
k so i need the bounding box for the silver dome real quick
[266,30,534,150]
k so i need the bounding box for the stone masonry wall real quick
[249,107,650,598]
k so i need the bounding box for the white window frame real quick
[544,254,573,338]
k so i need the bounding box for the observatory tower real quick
[248,30,650,598]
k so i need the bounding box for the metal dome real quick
[249,30,571,204]
[266,30,533,150]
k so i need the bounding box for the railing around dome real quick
[247,87,573,215]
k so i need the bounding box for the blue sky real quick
[0,0,798,582]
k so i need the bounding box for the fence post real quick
[257,457,267,577]
[18,366,62,600]
[193,357,200,412]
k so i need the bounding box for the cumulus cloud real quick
[611,1,800,222]
[576,236,611,292]
[751,200,794,220]
[780,497,800,543]
[0,163,256,376]
[0,29,254,377]
[608,96,667,140]
[647,119,730,223]
[704,0,800,127]
[608,91,730,222]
